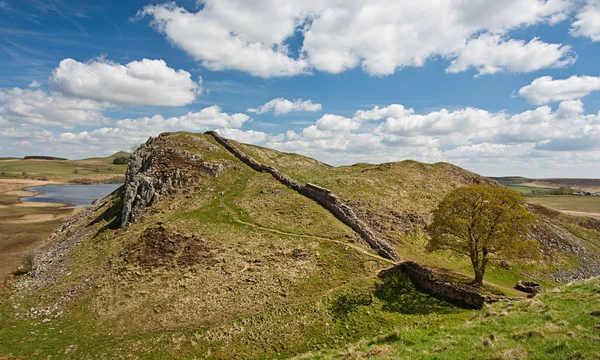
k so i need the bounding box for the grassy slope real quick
[304,277,600,359]
[527,196,600,214]
[0,133,598,358]
[233,142,597,291]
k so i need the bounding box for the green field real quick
[0,152,128,180]
[507,185,555,195]
[527,196,600,214]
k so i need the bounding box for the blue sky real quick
[1,0,599,177]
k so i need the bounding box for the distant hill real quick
[2,132,599,359]
[491,176,600,191]
[0,152,129,182]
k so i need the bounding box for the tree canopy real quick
[426,184,538,286]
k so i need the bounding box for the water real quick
[22,184,122,208]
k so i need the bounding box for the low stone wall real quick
[399,261,490,309]
[206,131,400,261]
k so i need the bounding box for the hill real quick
[492,176,600,192]
[0,152,129,182]
[1,131,599,359]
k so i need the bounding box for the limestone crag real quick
[121,138,224,227]
[206,131,400,261]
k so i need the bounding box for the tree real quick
[426,185,538,286]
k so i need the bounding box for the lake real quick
[22,184,122,208]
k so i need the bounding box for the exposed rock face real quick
[206,131,401,261]
[121,136,226,227]
[515,280,543,294]
[529,219,600,283]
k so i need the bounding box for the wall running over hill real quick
[206,131,400,261]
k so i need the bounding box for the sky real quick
[0,0,599,178]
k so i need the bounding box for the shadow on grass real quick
[374,270,463,315]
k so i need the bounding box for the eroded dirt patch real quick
[132,225,217,270]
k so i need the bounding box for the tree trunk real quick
[471,268,485,287]
[471,250,488,287]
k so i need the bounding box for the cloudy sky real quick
[1,0,599,177]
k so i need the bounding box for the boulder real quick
[515,280,544,294]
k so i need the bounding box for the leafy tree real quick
[426,185,538,286]
[112,156,130,165]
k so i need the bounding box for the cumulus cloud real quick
[519,75,600,105]
[248,98,322,115]
[0,105,250,158]
[28,80,40,89]
[115,105,249,133]
[49,58,202,107]
[2,100,599,177]
[138,3,309,78]
[0,87,109,128]
[571,1,600,41]
[260,100,600,177]
[446,34,575,76]
[139,0,575,77]
[216,128,269,144]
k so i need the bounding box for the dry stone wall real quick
[397,261,517,309]
[206,131,400,261]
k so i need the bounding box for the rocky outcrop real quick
[529,218,600,283]
[398,261,517,309]
[206,131,400,261]
[121,137,227,227]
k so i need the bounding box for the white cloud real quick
[1,100,599,177]
[28,80,40,89]
[115,105,249,133]
[519,75,600,105]
[49,58,202,107]
[0,87,109,128]
[248,98,322,115]
[354,105,413,121]
[138,3,309,78]
[0,105,250,159]
[571,1,600,41]
[216,128,269,144]
[139,0,575,77]
[446,34,575,76]
[262,100,600,176]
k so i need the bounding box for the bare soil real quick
[130,225,217,270]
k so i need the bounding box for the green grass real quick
[507,185,555,195]
[1,132,599,359]
[0,157,127,180]
[303,278,600,359]
[528,196,600,214]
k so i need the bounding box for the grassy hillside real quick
[304,277,600,359]
[1,132,599,359]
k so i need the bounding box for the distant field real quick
[0,153,128,181]
[492,176,600,192]
[527,196,600,214]
[507,185,554,195]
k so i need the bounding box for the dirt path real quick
[220,200,395,265]
[221,201,526,297]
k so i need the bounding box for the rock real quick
[515,280,544,294]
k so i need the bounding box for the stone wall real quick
[206,131,400,261]
[399,261,494,309]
